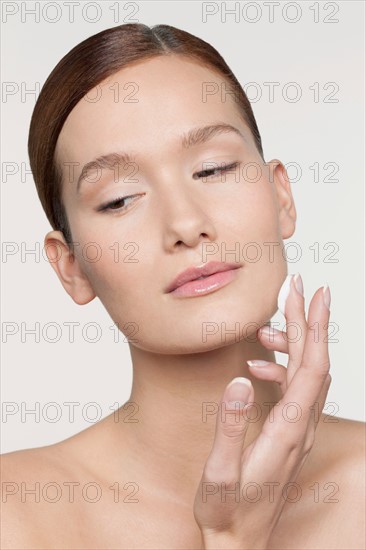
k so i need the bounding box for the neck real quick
[104,338,281,504]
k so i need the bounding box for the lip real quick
[169,268,242,297]
[165,261,242,297]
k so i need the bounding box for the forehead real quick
[56,55,248,165]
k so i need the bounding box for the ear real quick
[267,159,297,239]
[44,231,96,305]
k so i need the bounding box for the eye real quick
[193,162,239,180]
[97,194,143,213]
[96,162,240,213]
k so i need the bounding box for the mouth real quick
[165,261,243,298]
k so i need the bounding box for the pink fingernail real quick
[323,283,331,310]
[277,274,293,316]
[260,325,280,337]
[293,273,304,297]
[225,377,251,408]
[247,360,270,367]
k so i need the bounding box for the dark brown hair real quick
[28,23,264,247]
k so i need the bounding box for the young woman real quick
[2,23,364,550]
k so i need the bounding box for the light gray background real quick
[1,0,365,453]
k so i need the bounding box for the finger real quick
[281,273,308,384]
[273,285,332,435]
[257,325,289,354]
[298,373,332,458]
[311,373,332,431]
[247,360,288,396]
[204,378,254,483]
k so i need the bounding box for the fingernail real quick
[225,377,251,408]
[323,283,331,310]
[277,274,293,316]
[247,360,270,367]
[259,325,280,339]
[293,272,304,297]
[226,401,248,409]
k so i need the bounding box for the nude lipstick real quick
[165,261,242,298]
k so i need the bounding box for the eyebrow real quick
[75,122,246,193]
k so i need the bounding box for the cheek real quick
[80,250,137,297]
[79,254,149,344]
[213,183,281,252]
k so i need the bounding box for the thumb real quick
[205,377,254,481]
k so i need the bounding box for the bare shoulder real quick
[316,413,365,466]
[311,414,365,548]
[269,415,365,549]
[0,437,83,488]
[0,419,117,549]
[0,440,85,549]
[313,413,365,491]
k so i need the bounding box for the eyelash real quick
[98,162,240,213]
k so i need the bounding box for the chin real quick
[128,320,260,355]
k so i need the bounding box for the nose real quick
[159,180,217,252]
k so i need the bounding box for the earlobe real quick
[44,230,96,305]
[268,159,297,240]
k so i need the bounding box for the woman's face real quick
[53,55,295,353]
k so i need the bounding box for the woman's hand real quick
[193,274,332,550]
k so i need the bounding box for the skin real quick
[1,56,365,549]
